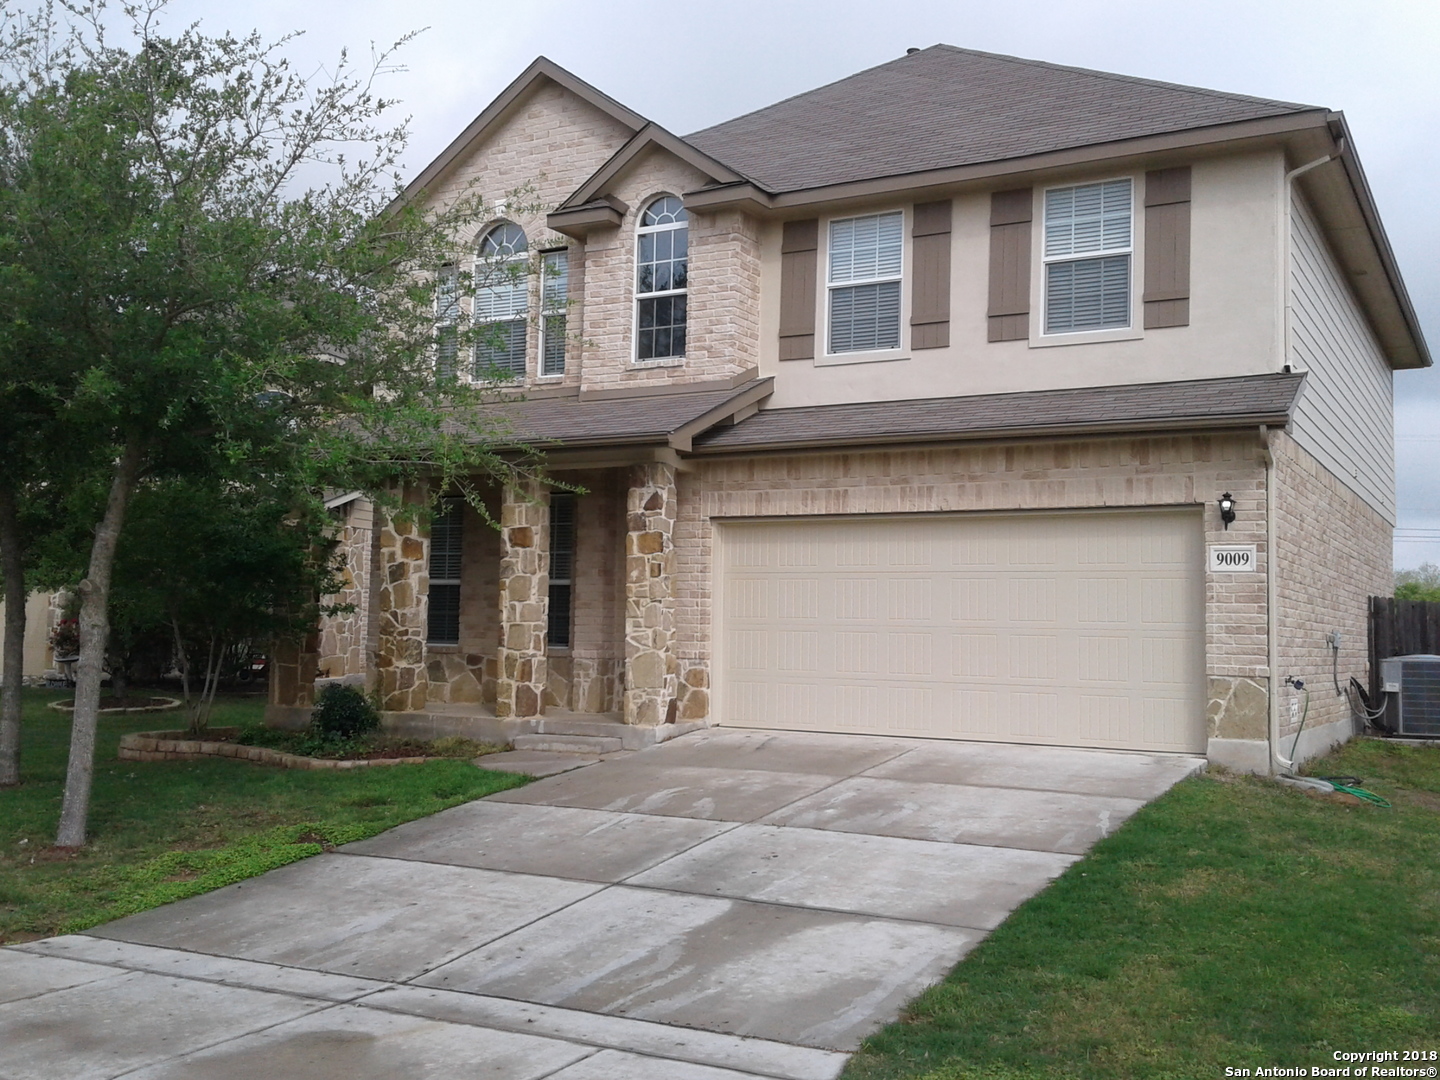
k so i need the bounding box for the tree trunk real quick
[0,485,24,787]
[54,442,143,848]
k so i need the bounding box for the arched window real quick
[635,196,687,360]
[474,222,529,379]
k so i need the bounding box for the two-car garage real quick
[715,508,1207,754]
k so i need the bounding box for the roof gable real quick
[398,57,646,206]
[687,45,1320,194]
[557,122,745,211]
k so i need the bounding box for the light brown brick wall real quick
[1272,429,1392,742]
[674,434,1272,726]
[575,147,761,391]
[423,81,634,391]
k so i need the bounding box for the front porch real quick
[268,453,710,740]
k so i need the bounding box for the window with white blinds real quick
[828,211,903,353]
[1043,179,1132,334]
[426,499,463,645]
[475,222,529,379]
[540,249,568,377]
[435,265,459,381]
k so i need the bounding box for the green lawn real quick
[0,688,527,943]
[843,739,1440,1080]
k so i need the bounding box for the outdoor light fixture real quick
[1218,492,1236,529]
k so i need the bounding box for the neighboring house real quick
[269,46,1430,773]
[0,592,60,683]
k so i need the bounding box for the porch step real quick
[512,733,624,755]
[536,717,626,739]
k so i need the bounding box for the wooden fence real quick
[1368,596,1440,701]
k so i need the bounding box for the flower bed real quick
[116,728,465,770]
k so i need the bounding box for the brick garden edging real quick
[117,728,432,770]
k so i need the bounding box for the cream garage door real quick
[715,509,1205,753]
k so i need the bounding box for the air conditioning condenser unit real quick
[1379,654,1440,738]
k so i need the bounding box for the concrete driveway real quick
[0,729,1203,1080]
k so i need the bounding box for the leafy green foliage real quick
[309,684,381,740]
[0,689,527,941]
[843,742,1440,1080]
[1395,562,1440,602]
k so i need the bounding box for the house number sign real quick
[1207,544,1257,573]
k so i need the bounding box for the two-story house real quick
[268,46,1430,774]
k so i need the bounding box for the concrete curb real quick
[117,729,433,771]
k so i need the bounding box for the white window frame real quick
[1034,176,1139,345]
[633,195,688,365]
[473,222,529,380]
[434,264,460,381]
[822,209,907,364]
[538,248,569,379]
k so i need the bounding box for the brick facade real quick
[1272,429,1392,750]
[674,434,1273,743]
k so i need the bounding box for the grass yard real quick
[843,739,1440,1080]
[0,688,527,943]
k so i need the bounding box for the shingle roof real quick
[692,373,1306,452]
[441,379,772,449]
[686,46,1318,194]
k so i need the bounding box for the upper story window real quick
[539,249,569,377]
[1043,179,1132,334]
[434,264,460,381]
[635,196,687,361]
[828,211,903,353]
[475,222,529,379]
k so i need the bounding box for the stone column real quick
[374,496,429,712]
[496,479,549,718]
[269,631,319,709]
[624,461,677,726]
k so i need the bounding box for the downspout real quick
[1268,141,1344,773]
[1280,140,1346,370]
[1260,424,1287,773]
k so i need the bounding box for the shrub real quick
[310,685,381,740]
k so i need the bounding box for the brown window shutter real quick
[987,188,1032,342]
[1144,167,1191,329]
[779,219,818,360]
[910,200,952,350]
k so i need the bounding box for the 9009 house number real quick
[1208,544,1257,573]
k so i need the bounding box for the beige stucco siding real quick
[1288,191,1396,523]
[0,592,56,680]
[758,150,1285,409]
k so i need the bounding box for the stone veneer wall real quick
[426,498,501,707]
[1272,429,1392,750]
[576,148,761,392]
[495,480,550,718]
[374,497,430,712]
[316,498,375,680]
[673,434,1272,739]
[624,461,678,725]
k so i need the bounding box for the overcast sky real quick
[134,0,1440,568]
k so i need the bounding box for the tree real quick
[0,1,538,846]
[1395,562,1440,603]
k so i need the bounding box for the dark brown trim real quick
[557,123,744,213]
[910,201,951,350]
[1143,167,1191,329]
[681,111,1331,212]
[779,219,819,360]
[987,188,1032,342]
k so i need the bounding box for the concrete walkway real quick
[0,729,1203,1079]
